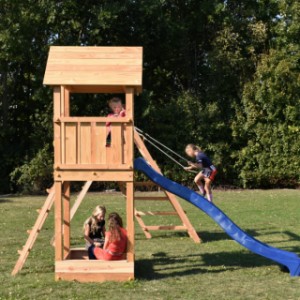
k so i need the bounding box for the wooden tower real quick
[11,46,200,281]
[43,46,142,282]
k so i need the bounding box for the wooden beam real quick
[56,117,132,123]
[51,181,92,247]
[55,260,134,282]
[134,196,169,201]
[126,182,134,263]
[145,226,186,231]
[55,182,63,261]
[54,171,133,182]
[134,209,152,239]
[135,211,179,216]
[63,182,70,258]
[53,87,62,166]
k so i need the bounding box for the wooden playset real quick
[12,46,200,282]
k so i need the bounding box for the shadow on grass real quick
[136,250,276,280]
[0,198,13,203]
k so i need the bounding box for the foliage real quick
[0,0,299,192]
[10,145,53,193]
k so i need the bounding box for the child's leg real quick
[204,178,213,202]
[194,173,205,195]
[88,245,97,260]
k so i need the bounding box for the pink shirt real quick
[106,110,126,128]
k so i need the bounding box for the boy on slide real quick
[184,144,217,202]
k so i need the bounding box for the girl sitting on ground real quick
[84,205,106,252]
[89,212,127,261]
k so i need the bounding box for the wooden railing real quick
[54,117,133,170]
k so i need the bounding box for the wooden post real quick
[126,181,134,262]
[125,88,134,167]
[55,182,63,262]
[63,182,70,258]
[53,87,61,165]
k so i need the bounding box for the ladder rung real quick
[145,225,187,231]
[17,250,22,255]
[27,230,32,234]
[135,196,168,201]
[136,211,179,216]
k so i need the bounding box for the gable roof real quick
[43,46,143,90]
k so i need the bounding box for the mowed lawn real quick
[0,189,299,300]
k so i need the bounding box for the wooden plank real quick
[145,226,186,231]
[47,65,141,72]
[55,164,132,170]
[58,117,131,123]
[135,211,178,216]
[64,87,70,116]
[95,123,106,164]
[63,182,70,258]
[61,122,65,164]
[70,181,92,220]
[49,45,142,55]
[49,58,141,66]
[54,171,133,182]
[77,122,81,164]
[125,88,134,166]
[53,88,61,166]
[44,72,142,86]
[67,85,130,94]
[55,272,134,283]
[55,259,134,282]
[56,260,132,271]
[60,86,65,116]
[80,123,91,164]
[134,209,152,239]
[91,122,97,164]
[64,123,77,164]
[55,182,63,261]
[110,124,122,165]
[126,182,134,262]
[134,196,168,201]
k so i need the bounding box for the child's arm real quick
[84,224,95,245]
[187,161,202,169]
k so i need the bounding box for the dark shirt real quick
[196,152,213,169]
[88,220,105,240]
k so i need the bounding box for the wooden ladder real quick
[12,181,93,275]
[134,131,201,243]
[11,188,55,275]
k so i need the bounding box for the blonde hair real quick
[108,97,123,107]
[84,205,106,234]
[107,212,123,242]
[186,144,202,152]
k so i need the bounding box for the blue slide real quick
[134,157,300,276]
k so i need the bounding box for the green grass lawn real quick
[0,189,299,300]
